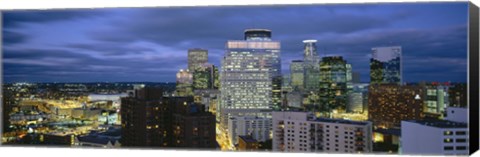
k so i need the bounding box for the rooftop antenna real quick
[251,19,256,30]
[322,46,327,58]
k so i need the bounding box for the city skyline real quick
[2,2,469,83]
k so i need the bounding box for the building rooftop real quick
[314,118,370,126]
[302,39,317,43]
[405,119,467,128]
[238,135,258,143]
[244,29,271,33]
[77,135,118,145]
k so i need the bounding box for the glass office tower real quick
[370,46,402,84]
[192,63,219,90]
[219,29,281,145]
[188,48,208,72]
[176,69,193,96]
[303,40,321,92]
[318,56,353,116]
[290,60,305,91]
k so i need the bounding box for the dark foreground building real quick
[169,96,217,148]
[121,87,217,149]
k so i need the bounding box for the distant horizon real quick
[2,2,469,83]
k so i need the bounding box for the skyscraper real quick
[290,60,304,91]
[303,40,321,92]
[192,63,219,90]
[176,69,193,96]
[272,76,283,111]
[318,56,352,115]
[188,48,208,72]
[220,29,281,144]
[352,71,361,83]
[370,46,402,84]
[281,74,292,92]
[347,83,369,113]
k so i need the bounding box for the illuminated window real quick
[444,131,453,135]
[444,138,453,143]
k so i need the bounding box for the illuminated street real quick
[216,124,234,151]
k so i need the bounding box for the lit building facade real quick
[282,75,292,92]
[188,48,208,72]
[286,90,303,109]
[318,56,352,115]
[193,89,220,116]
[237,135,260,151]
[88,93,128,109]
[303,40,321,92]
[370,46,402,84]
[272,111,372,153]
[176,69,193,96]
[401,106,468,155]
[193,63,219,90]
[290,60,304,91]
[421,82,449,116]
[347,83,369,113]
[272,76,283,111]
[368,84,425,129]
[219,29,281,142]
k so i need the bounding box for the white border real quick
[0,0,478,157]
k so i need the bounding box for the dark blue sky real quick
[2,2,469,83]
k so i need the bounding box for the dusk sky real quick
[2,2,469,83]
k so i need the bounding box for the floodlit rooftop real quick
[303,39,317,43]
[314,118,370,126]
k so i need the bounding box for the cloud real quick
[2,30,28,45]
[65,42,156,56]
[3,9,106,28]
[2,47,189,82]
[1,3,469,83]
[88,6,395,53]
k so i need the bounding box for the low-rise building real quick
[73,127,121,148]
[228,115,271,147]
[400,120,468,155]
[237,135,259,151]
[272,111,372,153]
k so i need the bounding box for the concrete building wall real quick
[444,107,467,123]
[273,111,372,153]
[401,121,468,155]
